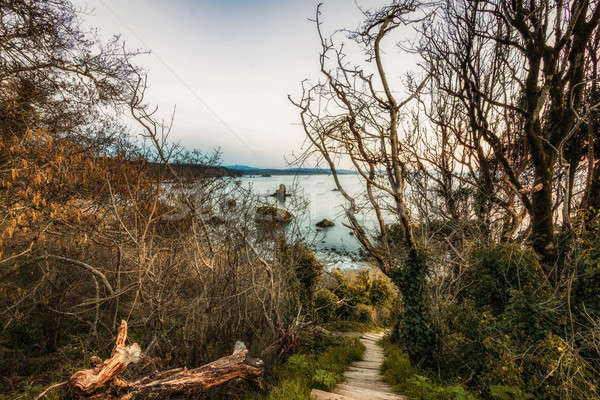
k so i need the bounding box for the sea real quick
[237,174,391,270]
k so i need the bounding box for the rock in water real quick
[224,198,236,208]
[255,206,292,224]
[316,218,335,228]
[273,184,287,201]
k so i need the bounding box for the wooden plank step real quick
[337,381,396,393]
[334,386,405,400]
[343,370,385,381]
[311,388,359,400]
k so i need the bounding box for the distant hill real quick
[225,165,357,175]
[225,165,261,171]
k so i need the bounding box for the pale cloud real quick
[75,0,416,168]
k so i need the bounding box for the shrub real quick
[489,385,534,400]
[390,247,439,368]
[325,269,396,326]
[277,241,323,308]
[312,369,339,391]
[313,289,339,323]
[267,377,310,400]
[368,276,394,307]
[572,215,600,320]
[463,243,548,315]
[351,304,376,324]
[266,334,364,398]
[436,242,599,399]
[375,305,393,326]
[293,245,324,304]
[380,339,478,400]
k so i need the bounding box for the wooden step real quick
[311,388,359,400]
[334,386,405,400]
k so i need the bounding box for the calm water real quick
[239,174,389,269]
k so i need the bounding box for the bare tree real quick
[291,2,438,367]
[418,0,600,277]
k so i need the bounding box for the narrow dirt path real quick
[311,332,405,400]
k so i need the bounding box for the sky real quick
[74,0,416,168]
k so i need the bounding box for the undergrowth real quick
[264,333,365,400]
[380,337,479,400]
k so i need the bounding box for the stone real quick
[316,218,335,228]
[271,184,288,200]
[255,206,292,224]
[224,199,236,208]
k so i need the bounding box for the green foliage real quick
[463,243,548,315]
[266,377,310,400]
[390,246,439,368]
[316,337,364,376]
[313,289,339,322]
[321,320,375,332]
[368,276,394,307]
[294,246,324,303]
[266,334,365,399]
[323,269,396,326]
[489,385,534,400]
[380,338,414,385]
[380,339,478,400]
[405,375,478,400]
[287,354,311,375]
[436,242,600,399]
[351,303,376,324]
[572,214,600,319]
[277,241,324,308]
[312,369,338,390]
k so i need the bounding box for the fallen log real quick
[67,320,264,399]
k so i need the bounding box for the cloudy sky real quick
[74,0,412,168]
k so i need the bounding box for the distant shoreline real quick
[225,165,357,176]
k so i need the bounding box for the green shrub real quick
[390,247,439,368]
[489,385,534,400]
[380,339,478,400]
[313,289,339,322]
[405,375,478,400]
[312,369,338,391]
[328,269,395,323]
[293,245,324,303]
[286,354,311,377]
[380,339,414,387]
[375,305,393,326]
[351,303,376,324]
[316,336,363,375]
[266,334,364,398]
[573,215,600,319]
[277,240,323,307]
[267,377,310,400]
[436,241,599,399]
[321,320,374,332]
[438,299,489,381]
[368,276,394,307]
[464,243,548,315]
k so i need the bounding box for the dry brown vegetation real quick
[0,2,326,398]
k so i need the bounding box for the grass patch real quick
[265,333,365,400]
[380,338,478,400]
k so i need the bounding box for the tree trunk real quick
[67,321,264,399]
[530,173,556,266]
